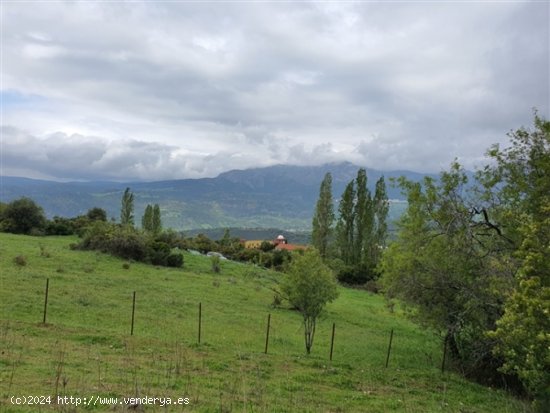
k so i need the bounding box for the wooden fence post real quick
[385,328,394,368]
[264,313,271,354]
[329,322,336,361]
[42,278,49,324]
[130,291,136,335]
[198,302,202,344]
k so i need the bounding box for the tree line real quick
[312,112,550,411]
[310,168,389,286]
[0,188,294,270]
[380,114,549,410]
[307,114,549,410]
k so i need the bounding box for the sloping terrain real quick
[0,233,528,412]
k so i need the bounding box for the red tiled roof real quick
[274,243,307,251]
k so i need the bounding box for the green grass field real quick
[0,233,530,412]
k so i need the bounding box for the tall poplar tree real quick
[311,172,334,258]
[353,168,373,266]
[120,187,135,226]
[142,204,153,231]
[370,176,389,267]
[335,181,355,265]
[152,204,162,235]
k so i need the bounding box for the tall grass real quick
[0,233,530,412]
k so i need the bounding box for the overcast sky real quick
[1,1,548,181]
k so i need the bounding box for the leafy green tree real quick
[381,163,514,376]
[142,204,153,232]
[353,168,372,265]
[86,207,107,222]
[311,172,335,258]
[490,213,550,410]
[120,187,135,226]
[219,228,232,247]
[152,204,162,234]
[483,114,550,409]
[0,197,47,234]
[333,170,388,284]
[260,240,276,252]
[370,176,389,268]
[281,249,339,354]
[194,233,215,254]
[335,181,355,265]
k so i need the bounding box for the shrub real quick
[122,262,131,270]
[147,241,171,265]
[166,253,184,268]
[76,222,183,268]
[39,244,51,258]
[109,228,147,261]
[260,241,276,252]
[337,264,377,285]
[76,222,147,261]
[271,293,282,308]
[364,280,380,294]
[45,217,76,235]
[211,255,221,273]
[1,197,46,235]
[154,229,185,248]
[86,207,107,222]
[13,255,27,266]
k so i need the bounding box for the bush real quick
[77,222,184,268]
[1,197,46,235]
[211,255,221,273]
[45,217,75,235]
[13,255,27,267]
[154,230,186,249]
[337,264,377,285]
[260,241,276,252]
[106,228,147,261]
[76,222,147,261]
[166,253,184,268]
[86,207,107,222]
[364,280,380,294]
[235,248,261,264]
[147,241,171,265]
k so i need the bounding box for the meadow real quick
[0,233,530,412]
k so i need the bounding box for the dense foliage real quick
[333,169,389,284]
[311,172,334,258]
[381,163,515,384]
[381,114,549,409]
[483,114,550,409]
[281,249,339,354]
[120,187,135,226]
[0,197,47,235]
[75,221,184,267]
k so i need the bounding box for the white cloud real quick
[1,1,548,180]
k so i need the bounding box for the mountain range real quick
[1,162,435,231]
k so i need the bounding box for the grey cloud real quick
[1,126,288,181]
[1,2,548,180]
[2,127,182,181]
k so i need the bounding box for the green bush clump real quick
[13,255,27,267]
[166,253,184,268]
[76,222,184,268]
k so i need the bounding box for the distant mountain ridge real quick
[1,162,433,230]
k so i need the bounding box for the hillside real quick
[0,233,529,412]
[1,163,417,230]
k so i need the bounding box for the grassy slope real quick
[0,233,529,412]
